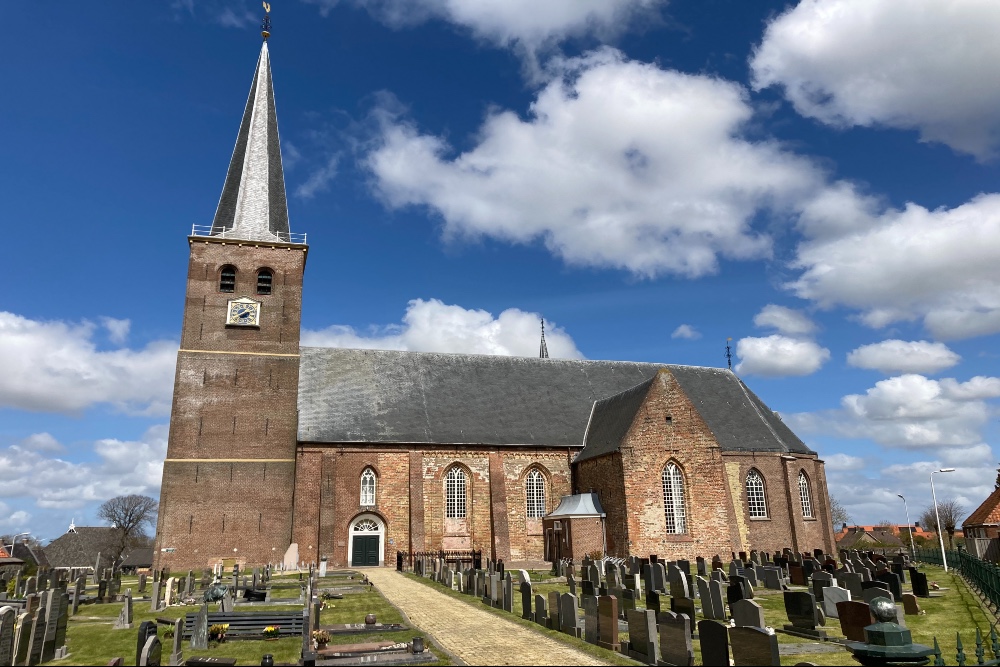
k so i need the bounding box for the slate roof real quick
[577,376,656,463]
[965,486,1000,528]
[836,529,905,550]
[44,527,119,569]
[11,541,49,568]
[297,348,814,456]
[121,547,154,568]
[547,493,606,518]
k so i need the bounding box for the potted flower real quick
[312,629,330,649]
[209,623,229,643]
[262,625,281,640]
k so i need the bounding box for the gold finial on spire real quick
[261,2,272,41]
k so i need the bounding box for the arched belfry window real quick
[798,470,813,518]
[219,265,236,293]
[525,469,546,519]
[360,468,376,507]
[662,462,687,534]
[445,466,467,519]
[256,268,273,295]
[746,469,768,518]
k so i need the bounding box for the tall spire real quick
[539,319,549,359]
[210,33,291,243]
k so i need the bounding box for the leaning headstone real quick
[731,599,765,628]
[696,577,716,619]
[902,593,922,616]
[189,604,208,650]
[730,626,780,666]
[0,606,16,667]
[762,567,783,591]
[837,599,874,642]
[597,596,620,651]
[560,593,579,637]
[139,634,162,666]
[520,582,533,620]
[625,609,658,663]
[163,578,176,607]
[658,611,694,667]
[698,619,730,667]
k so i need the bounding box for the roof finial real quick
[539,318,549,359]
[261,2,271,41]
[725,337,733,370]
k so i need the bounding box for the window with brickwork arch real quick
[525,468,546,519]
[662,462,687,534]
[798,470,813,518]
[746,469,768,518]
[219,265,236,293]
[360,467,376,507]
[445,466,467,519]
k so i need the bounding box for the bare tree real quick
[829,495,851,529]
[97,495,158,570]
[919,499,967,549]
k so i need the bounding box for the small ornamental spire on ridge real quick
[539,319,549,359]
[261,2,271,41]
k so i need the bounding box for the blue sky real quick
[3,0,1000,542]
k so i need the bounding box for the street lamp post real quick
[897,494,916,558]
[930,468,956,572]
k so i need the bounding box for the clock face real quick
[226,297,261,327]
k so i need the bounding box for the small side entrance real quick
[351,535,380,567]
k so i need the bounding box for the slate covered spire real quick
[210,41,292,242]
[539,319,549,359]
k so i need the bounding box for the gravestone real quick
[150,581,161,612]
[567,574,576,598]
[698,619,730,667]
[811,572,835,602]
[621,588,638,615]
[97,580,108,602]
[115,590,134,629]
[658,611,694,667]
[696,577,718,620]
[709,579,727,620]
[548,591,560,630]
[520,582,533,620]
[902,593,922,615]
[25,604,46,666]
[645,589,661,615]
[169,618,183,666]
[862,586,893,605]
[560,593,579,637]
[730,626,781,666]
[502,573,513,613]
[875,571,903,601]
[669,572,689,600]
[822,585,850,619]
[696,557,707,577]
[139,634,162,666]
[71,576,85,616]
[788,564,806,586]
[782,590,826,639]
[190,604,208,650]
[583,595,598,644]
[581,580,596,598]
[762,568,783,591]
[597,596,620,651]
[839,571,864,598]
[534,594,547,627]
[727,580,747,607]
[731,599,765,628]
[0,606,15,667]
[626,609,658,663]
[911,570,930,598]
[836,600,873,642]
[164,577,176,607]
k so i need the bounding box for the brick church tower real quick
[154,36,308,569]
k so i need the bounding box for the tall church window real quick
[662,462,687,534]
[445,466,467,518]
[798,471,813,518]
[746,469,768,518]
[257,268,273,295]
[220,265,236,293]
[360,468,376,507]
[525,469,546,519]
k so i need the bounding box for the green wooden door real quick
[352,536,379,566]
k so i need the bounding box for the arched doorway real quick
[348,513,385,567]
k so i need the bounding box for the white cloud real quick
[824,452,864,472]
[20,433,64,454]
[734,335,830,377]
[303,298,583,358]
[671,324,701,340]
[789,193,1000,340]
[295,153,340,199]
[216,6,255,29]
[753,304,816,336]
[0,502,31,532]
[751,0,1000,159]
[848,340,961,375]
[100,317,131,345]
[0,312,177,415]
[367,49,822,278]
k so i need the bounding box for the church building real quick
[153,35,836,571]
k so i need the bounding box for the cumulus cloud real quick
[734,335,830,377]
[824,452,864,472]
[788,374,1000,449]
[751,0,1000,159]
[753,304,816,336]
[367,49,822,278]
[295,153,341,199]
[671,324,700,340]
[302,298,583,358]
[0,312,177,415]
[0,502,31,532]
[789,192,1000,340]
[19,433,64,454]
[847,340,961,375]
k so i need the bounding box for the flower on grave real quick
[209,623,230,640]
[931,582,941,590]
[765,626,775,635]
[262,625,281,638]
[312,630,330,644]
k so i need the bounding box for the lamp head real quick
[939,468,956,473]
[897,494,905,500]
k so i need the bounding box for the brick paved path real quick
[364,568,610,666]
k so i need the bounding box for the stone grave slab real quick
[822,585,850,619]
[559,593,579,637]
[875,571,903,601]
[534,594,547,627]
[730,626,780,666]
[626,609,658,663]
[597,596,619,651]
[547,591,560,630]
[658,610,693,667]
[520,582,533,620]
[911,570,930,598]
[139,634,162,666]
[0,606,15,667]
[583,595,598,644]
[811,572,835,602]
[782,590,826,639]
[902,593,922,615]
[732,599,765,628]
[836,600,873,642]
[698,619,730,667]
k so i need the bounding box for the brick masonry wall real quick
[500,452,573,561]
[574,454,628,556]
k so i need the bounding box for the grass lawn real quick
[408,565,999,666]
[44,571,450,666]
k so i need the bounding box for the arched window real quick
[445,466,467,518]
[256,268,273,295]
[360,468,376,507]
[746,469,768,518]
[354,518,378,532]
[662,462,687,534]
[219,265,236,293]
[798,471,813,518]
[525,469,546,519]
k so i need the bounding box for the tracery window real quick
[354,519,378,532]
[798,471,813,518]
[256,268,273,295]
[662,462,687,534]
[746,469,768,518]
[219,265,236,293]
[525,469,546,519]
[445,466,467,518]
[360,468,376,507]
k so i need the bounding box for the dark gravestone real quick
[839,571,864,598]
[25,605,46,667]
[696,557,707,577]
[671,596,696,623]
[534,594,547,627]
[875,571,903,601]
[559,593,579,637]
[902,593,922,615]
[788,564,807,586]
[0,607,16,667]
[911,570,930,598]
[811,572,835,602]
[646,590,661,615]
[698,619,730,667]
[727,580,747,606]
[135,621,157,666]
[837,600,874,642]
[626,609,658,662]
[730,626,780,666]
[658,611,694,667]
[731,599,765,628]
[139,634,162,667]
[862,584,893,605]
[783,590,826,639]
[520,582,533,620]
[581,580,596,598]
[597,596,619,651]
[583,595,598,644]
[709,579,727,621]
[762,567,783,591]
[548,591,560,630]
